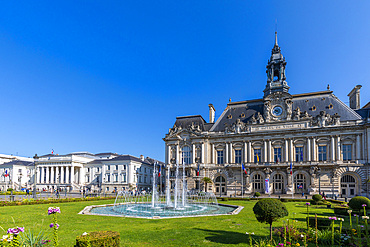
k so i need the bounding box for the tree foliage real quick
[201,177,213,192]
[253,198,289,240]
[312,194,322,202]
[348,196,370,210]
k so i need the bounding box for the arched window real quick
[272,174,284,193]
[294,173,307,193]
[341,174,356,197]
[182,146,191,165]
[252,174,263,192]
[215,176,227,196]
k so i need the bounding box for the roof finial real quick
[229,97,232,103]
[275,31,278,46]
[327,84,330,90]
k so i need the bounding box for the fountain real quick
[79,162,243,219]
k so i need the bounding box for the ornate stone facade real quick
[164,33,370,199]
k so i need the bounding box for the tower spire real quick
[275,31,278,47]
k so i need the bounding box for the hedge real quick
[75,231,120,247]
[307,217,332,229]
[0,196,116,207]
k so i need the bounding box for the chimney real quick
[347,85,362,110]
[208,104,215,123]
[140,155,144,161]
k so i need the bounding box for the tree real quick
[201,177,213,192]
[253,198,289,241]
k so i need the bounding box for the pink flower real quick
[7,227,24,235]
[306,202,310,206]
[328,217,337,220]
[49,223,59,229]
[362,204,367,207]
[47,207,61,215]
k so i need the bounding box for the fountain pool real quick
[79,163,243,219]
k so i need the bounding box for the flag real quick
[158,164,161,177]
[4,170,9,177]
[265,178,269,193]
[51,149,54,154]
[242,164,247,175]
[301,150,303,161]
[290,163,293,175]
[256,153,260,162]
[197,164,200,176]
[297,184,303,189]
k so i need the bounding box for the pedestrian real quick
[26,188,29,196]
[302,192,304,197]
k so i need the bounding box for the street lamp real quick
[33,154,39,199]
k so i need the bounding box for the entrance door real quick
[215,176,227,196]
[341,175,356,197]
[272,174,284,194]
[252,174,264,193]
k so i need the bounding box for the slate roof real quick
[0,160,33,167]
[173,115,207,131]
[172,91,364,133]
[88,155,163,166]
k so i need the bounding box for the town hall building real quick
[164,33,370,198]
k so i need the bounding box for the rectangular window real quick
[254,148,261,163]
[217,150,224,164]
[97,167,100,172]
[318,145,327,161]
[107,174,111,182]
[107,165,110,170]
[123,165,126,170]
[87,168,90,172]
[86,176,90,183]
[122,174,126,182]
[274,147,282,163]
[235,150,242,164]
[343,144,352,161]
[115,165,118,170]
[295,146,304,162]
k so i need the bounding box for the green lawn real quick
[0,199,343,246]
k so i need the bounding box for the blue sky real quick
[0,1,369,161]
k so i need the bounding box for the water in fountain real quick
[102,163,234,218]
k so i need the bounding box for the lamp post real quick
[33,154,39,199]
[18,172,22,191]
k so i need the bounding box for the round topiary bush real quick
[254,192,261,198]
[253,198,289,240]
[312,194,322,202]
[348,196,370,210]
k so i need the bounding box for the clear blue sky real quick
[0,1,369,161]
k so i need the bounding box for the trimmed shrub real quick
[254,192,261,198]
[7,188,13,192]
[348,196,370,210]
[333,206,350,216]
[253,198,288,240]
[312,194,322,202]
[307,217,331,229]
[75,231,120,247]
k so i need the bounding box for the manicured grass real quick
[0,199,341,246]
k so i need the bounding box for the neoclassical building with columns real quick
[164,33,370,198]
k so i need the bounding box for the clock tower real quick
[263,32,290,98]
[263,32,293,122]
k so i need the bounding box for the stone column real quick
[38,167,42,183]
[284,139,289,162]
[211,143,215,164]
[225,142,229,164]
[229,142,233,164]
[264,140,268,163]
[244,142,248,163]
[201,143,205,164]
[289,139,294,162]
[356,134,361,160]
[307,138,311,162]
[336,136,341,161]
[176,145,180,164]
[268,140,272,163]
[312,138,316,161]
[66,167,70,184]
[61,167,65,184]
[192,143,196,164]
[46,167,50,184]
[71,166,75,184]
[331,136,335,161]
[247,141,252,163]
[51,167,55,184]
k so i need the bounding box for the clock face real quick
[272,106,283,116]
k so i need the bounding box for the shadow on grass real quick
[195,228,265,244]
